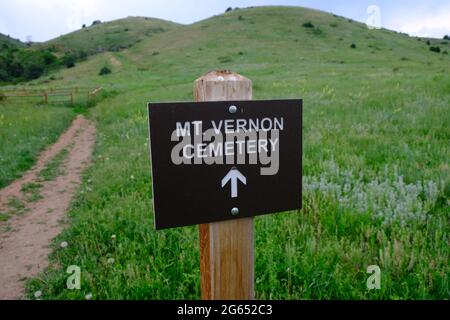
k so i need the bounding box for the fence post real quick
[43,92,48,104]
[194,70,254,300]
[70,92,74,105]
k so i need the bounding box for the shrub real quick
[429,46,441,53]
[225,7,232,13]
[444,35,449,40]
[0,92,5,102]
[42,51,57,65]
[62,54,76,68]
[426,40,431,46]
[24,64,44,80]
[350,43,356,49]
[443,50,448,55]
[78,50,88,61]
[330,23,338,28]
[0,69,9,82]
[152,51,160,56]
[238,15,243,21]
[99,66,111,76]
[302,22,315,28]
[82,24,86,28]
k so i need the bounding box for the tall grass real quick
[19,6,450,299]
[0,103,75,188]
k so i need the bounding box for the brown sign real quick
[148,99,302,229]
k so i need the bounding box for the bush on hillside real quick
[302,22,315,28]
[429,46,441,53]
[62,54,76,68]
[24,64,44,80]
[444,35,449,40]
[0,92,5,102]
[225,7,232,13]
[0,68,8,82]
[78,50,88,61]
[350,43,356,49]
[99,66,112,76]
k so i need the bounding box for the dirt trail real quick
[0,115,96,300]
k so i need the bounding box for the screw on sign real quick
[147,70,302,300]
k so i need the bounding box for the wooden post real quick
[194,70,254,300]
[43,92,48,104]
[70,92,74,104]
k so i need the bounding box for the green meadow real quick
[0,104,75,188]
[1,6,448,299]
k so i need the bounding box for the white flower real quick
[85,293,93,300]
[111,234,116,240]
[34,291,42,298]
[60,241,68,248]
[131,175,135,180]
[107,258,115,264]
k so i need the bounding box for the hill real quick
[2,6,449,300]
[0,33,26,48]
[37,16,180,55]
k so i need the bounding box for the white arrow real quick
[221,168,247,198]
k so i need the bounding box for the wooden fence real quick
[0,87,103,105]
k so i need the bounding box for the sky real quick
[0,0,449,42]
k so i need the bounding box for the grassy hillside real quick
[38,17,180,55]
[3,6,448,299]
[0,33,25,48]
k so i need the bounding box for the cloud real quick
[385,4,450,38]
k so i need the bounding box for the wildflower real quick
[111,234,116,240]
[85,293,93,300]
[107,258,115,264]
[60,241,68,248]
[34,291,42,298]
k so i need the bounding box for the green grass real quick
[38,17,179,55]
[21,182,44,203]
[0,104,75,188]
[15,6,450,299]
[38,148,69,182]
